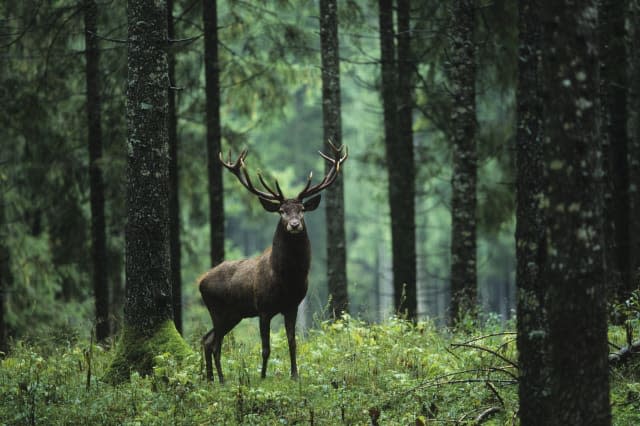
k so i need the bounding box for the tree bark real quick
[203,0,225,268]
[84,0,110,342]
[515,1,550,424]
[541,2,611,424]
[448,0,477,324]
[319,0,348,317]
[378,0,416,319]
[628,1,640,289]
[599,0,631,305]
[0,196,9,354]
[396,0,417,320]
[105,0,190,383]
[167,0,182,335]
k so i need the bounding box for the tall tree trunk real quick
[541,2,611,424]
[378,0,416,319]
[0,197,9,354]
[600,0,631,305]
[105,0,190,383]
[167,0,182,335]
[448,0,477,324]
[84,0,110,342]
[396,0,417,320]
[203,0,225,268]
[627,0,640,292]
[515,1,550,424]
[319,0,348,317]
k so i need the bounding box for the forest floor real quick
[1,316,639,425]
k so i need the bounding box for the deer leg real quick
[284,310,298,379]
[202,329,215,381]
[210,316,240,385]
[259,315,272,379]
[212,331,225,384]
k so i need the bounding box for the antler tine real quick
[297,142,348,200]
[299,172,313,195]
[257,171,285,201]
[219,149,282,201]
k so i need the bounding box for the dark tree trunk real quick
[0,198,9,355]
[630,0,640,286]
[515,1,550,424]
[396,0,417,320]
[378,0,416,319]
[448,0,477,324]
[105,0,190,383]
[167,0,182,335]
[84,0,110,342]
[541,2,611,424]
[319,0,348,317]
[599,0,631,305]
[203,0,225,268]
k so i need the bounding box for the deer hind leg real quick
[210,316,241,385]
[259,314,273,379]
[202,329,215,381]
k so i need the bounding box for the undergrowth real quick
[0,316,638,425]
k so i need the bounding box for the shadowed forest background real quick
[1,0,640,424]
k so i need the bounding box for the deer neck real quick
[270,220,311,280]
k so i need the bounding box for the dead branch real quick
[474,407,502,425]
[609,340,640,367]
[451,342,519,370]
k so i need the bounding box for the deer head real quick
[219,141,348,234]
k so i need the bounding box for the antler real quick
[219,149,285,202]
[297,140,348,200]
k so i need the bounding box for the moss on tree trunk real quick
[104,320,191,383]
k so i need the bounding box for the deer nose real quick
[288,220,301,231]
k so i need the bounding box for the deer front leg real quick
[284,310,298,379]
[259,315,272,378]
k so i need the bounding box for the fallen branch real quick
[475,407,502,425]
[609,340,640,366]
[451,342,519,370]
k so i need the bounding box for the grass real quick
[1,316,639,425]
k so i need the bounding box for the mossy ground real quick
[0,316,638,425]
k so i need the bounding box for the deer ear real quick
[303,195,321,212]
[259,197,281,212]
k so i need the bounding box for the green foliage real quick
[610,290,640,347]
[1,318,635,425]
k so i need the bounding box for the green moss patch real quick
[103,320,192,384]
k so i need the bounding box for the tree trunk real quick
[628,1,640,290]
[515,1,550,424]
[448,0,477,324]
[105,0,190,383]
[378,0,416,319]
[541,2,611,424]
[167,0,182,335]
[395,0,417,320]
[599,0,631,305]
[203,0,225,268]
[84,0,110,342]
[0,196,9,354]
[319,0,348,317]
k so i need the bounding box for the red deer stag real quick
[199,142,348,383]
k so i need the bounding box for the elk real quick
[199,142,348,383]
